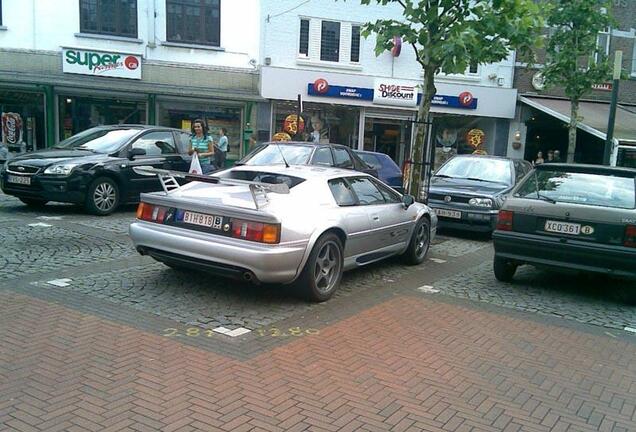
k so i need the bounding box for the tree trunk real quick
[567,100,578,163]
[408,66,437,200]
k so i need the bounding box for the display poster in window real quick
[1,112,24,151]
[181,119,192,133]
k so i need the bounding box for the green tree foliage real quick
[541,0,613,163]
[358,0,543,198]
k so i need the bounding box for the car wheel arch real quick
[292,226,348,283]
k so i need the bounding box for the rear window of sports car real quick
[514,170,635,209]
[216,170,305,188]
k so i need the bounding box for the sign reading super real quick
[62,48,141,80]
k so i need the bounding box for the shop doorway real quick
[363,117,412,167]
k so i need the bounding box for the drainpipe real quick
[147,0,157,48]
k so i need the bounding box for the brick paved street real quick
[1,194,635,431]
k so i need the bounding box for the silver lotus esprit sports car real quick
[129,164,437,301]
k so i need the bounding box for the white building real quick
[259,0,518,167]
[0,0,261,162]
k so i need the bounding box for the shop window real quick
[80,0,138,38]
[299,19,309,57]
[468,61,478,75]
[167,0,220,46]
[131,131,176,156]
[0,90,45,154]
[157,100,241,160]
[351,25,361,63]
[272,101,360,148]
[321,21,340,62]
[59,96,146,140]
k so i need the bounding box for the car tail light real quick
[496,210,514,231]
[625,225,636,248]
[231,218,280,244]
[136,202,168,223]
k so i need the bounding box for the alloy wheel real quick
[414,222,429,259]
[93,182,117,212]
[313,240,342,295]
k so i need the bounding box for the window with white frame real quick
[298,18,361,64]
[632,40,636,76]
[595,27,610,64]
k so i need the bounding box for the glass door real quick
[363,116,412,168]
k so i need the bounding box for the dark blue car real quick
[355,150,404,193]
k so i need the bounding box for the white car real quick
[129,165,437,301]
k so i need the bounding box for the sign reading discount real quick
[373,79,417,107]
[62,48,142,80]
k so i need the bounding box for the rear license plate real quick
[435,209,462,219]
[544,220,581,235]
[7,175,31,185]
[183,211,223,229]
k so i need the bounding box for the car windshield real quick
[435,157,512,185]
[241,144,313,165]
[54,128,140,154]
[514,169,636,209]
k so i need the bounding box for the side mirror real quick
[402,194,415,209]
[128,148,146,160]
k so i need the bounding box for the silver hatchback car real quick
[129,165,437,301]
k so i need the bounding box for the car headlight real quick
[468,197,493,208]
[44,163,80,175]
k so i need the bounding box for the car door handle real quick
[372,215,380,221]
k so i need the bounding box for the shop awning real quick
[519,96,636,144]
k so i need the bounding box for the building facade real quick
[258,0,519,169]
[509,0,636,167]
[0,0,262,163]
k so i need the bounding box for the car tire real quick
[402,217,430,265]
[19,198,48,208]
[85,177,120,216]
[493,256,517,282]
[296,233,344,302]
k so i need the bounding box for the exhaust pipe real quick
[243,271,253,282]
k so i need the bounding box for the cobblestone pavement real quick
[1,193,634,334]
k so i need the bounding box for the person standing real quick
[535,151,544,165]
[188,119,215,173]
[215,127,229,168]
[553,150,561,162]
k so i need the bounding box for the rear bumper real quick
[493,230,636,278]
[130,221,308,284]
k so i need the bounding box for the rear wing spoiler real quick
[133,166,289,210]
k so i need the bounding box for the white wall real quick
[260,0,514,88]
[0,0,259,69]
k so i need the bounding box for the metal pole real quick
[603,50,622,165]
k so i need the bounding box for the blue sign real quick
[308,82,477,109]
[307,83,373,101]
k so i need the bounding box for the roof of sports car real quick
[221,164,364,180]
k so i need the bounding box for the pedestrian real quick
[546,150,554,163]
[535,151,544,165]
[553,150,561,162]
[188,119,215,174]
[215,127,229,169]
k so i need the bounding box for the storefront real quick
[261,66,517,170]
[0,48,262,165]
